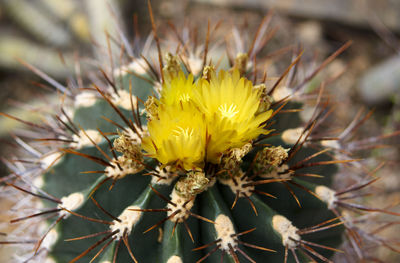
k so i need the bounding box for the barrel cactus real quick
[1,6,400,263]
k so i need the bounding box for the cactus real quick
[1,6,400,263]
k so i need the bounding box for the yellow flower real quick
[193,69,272,162]
[142,102,206,170]
[142,68,272,169]
[160,71,196,106]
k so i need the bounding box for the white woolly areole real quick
[272,86,293,102]
[110,89,138,110]
[71,129,102,149]
[167,189,195,223]
[113,58,149,77]
[219,171,254,197]
[104,156,143,179]
[215,214,236,251]
[42,229,58,250]
[281,128,304,145]
[110,206,142,239]
[166,255,183,263]
[272,215,300,249]
[58,192,84,218]
[33,176,44,188]
[40,152,63,170]
[315,185,337,209]
[59,107,74,123]
[74,91,98,108]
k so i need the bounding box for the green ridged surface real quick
[43,69,343,263]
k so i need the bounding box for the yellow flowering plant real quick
[1,6,399,263]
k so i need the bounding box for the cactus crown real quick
[143,67,272,170]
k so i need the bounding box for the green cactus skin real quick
[2,12,400,263]
[36,64,344,263]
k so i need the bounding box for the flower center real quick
[218,103,239,119]
[179,93,190,102]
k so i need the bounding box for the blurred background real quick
[0,0,399,261]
